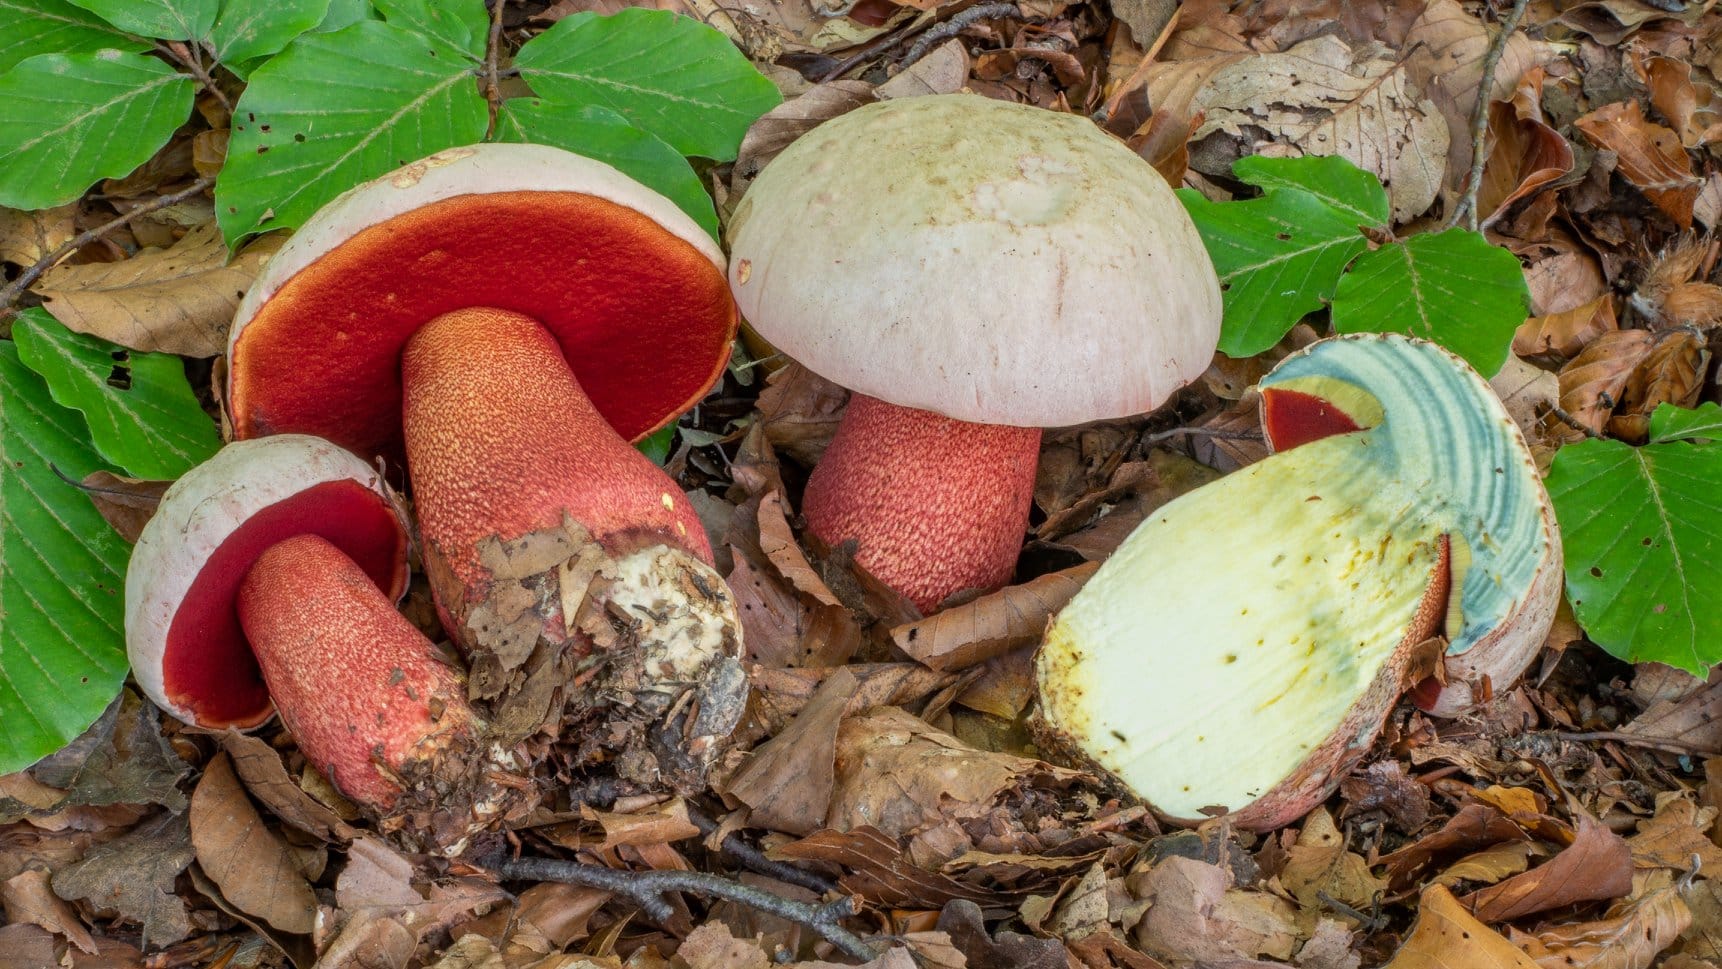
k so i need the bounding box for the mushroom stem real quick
[237,534,473,812]
[802,393,1041,612]
[400,306,714,637]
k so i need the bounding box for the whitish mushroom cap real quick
[127,435,410,728]
[728,94,1223,427]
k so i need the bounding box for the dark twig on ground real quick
[495,856,881,962]
[483,0,508,140]
[1139,424,1268,447]
[1446,0,1533,232]
[0,177,216,321]
[900,3,1022,70]
[687,804,840,895]
[1557,731,1722,758]
[1547,405,1606,440]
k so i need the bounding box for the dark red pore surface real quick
[1260,388,1364,451]
[227,192,736,466]
[161,479,408,727]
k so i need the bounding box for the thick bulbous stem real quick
[401,307,712,639]
[802,394,1040,613]
[237,534,473,812]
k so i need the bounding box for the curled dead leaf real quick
[188,752,317,935]
[1382,883,1540,968]
[1514,294,1617,363]
[892,563,1096,671]
[1556,329,1659,437]
[1606,329,1709,443]
[1461,813,1633,923]
[1575,101,1702,229]
[1511,883,1690,969]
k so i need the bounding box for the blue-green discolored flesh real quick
[1033,334,1560,830]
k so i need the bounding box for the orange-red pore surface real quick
[402,308,712,633]
[802,394,1040,613]
[161,479,408,728]
[238,534,472,811]
[228,192,735,465]
[1261,388,1364,450]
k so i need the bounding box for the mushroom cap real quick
[228,143,736,461]
[727,94,1222,427]
[126,435,411,729]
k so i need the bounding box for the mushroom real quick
[226,145,745,780]
[1033,334,1561,830]
[727,94,1222,612]
[127,435,474,813]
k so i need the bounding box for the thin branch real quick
[901,3,1021,70]
[1547,405,1606,440]
[0,177,215,320]
[1445,0,1531,232]
[1140,425,1266,447]
[687,804,839,896]
[1557,730,1722,758]
[157,40,232,114]
[495,856,880,963]
[483,0,508,140]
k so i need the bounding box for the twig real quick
[1547,405,1605,440]
[1140,425,1266,446]
[483,0,508,140]
[1557,730,1722,758]
[495,856,880,962]
[687,804,839,895]
[900,3,1021,70]
[157,41,232,114]
[1445,0,1531,232]
[0,177,215,321]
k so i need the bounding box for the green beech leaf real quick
[1178,186,1367,357]
[0,51,195,210]
[1329,228,1530,377]
[0,341,131,776]
[65,0,216,41]
[1233,155,1390,228]
[12,310,219,479]
[313,0,375,32]
[515,9,781,161]
[1650,401,1722,444]
[636,425,675,465]
[372,0,486,58]
[497,100,719,239]
[215,19,487,243]
[208,0,332,69]
[1546,438,1722,672]
[0,0,147,74]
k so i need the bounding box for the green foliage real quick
[516,10,782,161]
[1546,434,1722,672]
[637,426,676,465]
[12,309,220,479]
[0,0,146,73]
[497,100,719,239]
[67,0,215,43]
[1650,401,1722,444]
[1179,155,1530,374]
[208,0,331,69]
[0,342,132,776]
[0,52,194,209]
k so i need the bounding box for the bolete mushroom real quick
[727,94,1222,612]
[1033,334,1561,830]
[226,145,745,783]
[127,435,474,814]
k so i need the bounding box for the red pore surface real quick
[402,308,712,624]
[803,394,1040,613]
[1261,388,1364,451]
[238,534,471,811]
[163,479,408,728]
[228,192,735,464]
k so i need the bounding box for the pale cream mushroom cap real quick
[727,94,1223,427]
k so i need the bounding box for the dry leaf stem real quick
[495,856,881,962]
[1448,0,1533,231]
[0,176,215,321]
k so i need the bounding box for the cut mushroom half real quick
[1033,334,1561,830]
[126,436,478,817]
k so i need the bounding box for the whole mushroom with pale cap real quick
[727,94,1223,612]
[1033,334,1562,831]
[226,144,746,787]
[127,435,482,822]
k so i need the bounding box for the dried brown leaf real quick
[1628,794,1722,872]
[1380,803,1532,890]
[936,898,1071,969]
[1556,329,1659,436]
[1607,329,1709,443]
[1339,760,1432,831]
[189,751,317,935]
[38,222,284,356]
[771,827,1008,908]
[955,647,1037,719]
[2,868,96,954]
[722,667,858,835]
[219,731,355,842]
[77,472,171,545]
[1479,97,1574,225]
[1279,808,1388,909]
[1622,673,1722,753]
[1575,101,1702,229]
[891,563,1095,671]
[1430,840,1536,888]
[732,82,877,190]
[49,810,193,948]
[1381,883,1540,968]
[0,924,58,969]
[758,492,841,608]
[1512,884,1690,969]
[1462,813,1633,922]
[676,921,772,969]
[877,40,970,100]
[1130,856,1297,962]
[1639,54,1722,149]
[1514,294,1618,362]
[748,663,955,736]
[0,203,76,267]
[754,362,847,468]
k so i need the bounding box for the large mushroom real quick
[226,145,745,783]
[1033,334,1562,830]
[127,436,477,817]
[727,94,1222,612]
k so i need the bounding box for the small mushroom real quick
[127,436,473,813]
[728,94,1222,612]
[1033,334,1561,830]
[226,145,745,780]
